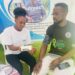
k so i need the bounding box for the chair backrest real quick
[0,34,9,64]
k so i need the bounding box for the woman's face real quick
[15,16,27,31]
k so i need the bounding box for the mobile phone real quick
[58,62,70,70]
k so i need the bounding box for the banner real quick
[0,0,75,40]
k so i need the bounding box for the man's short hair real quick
[55,3,68,12]
[13,7,27,18]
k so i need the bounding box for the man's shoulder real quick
[67,21,75,26]
[47,24,54,30]
[46,24,55,34]
[66,21,75,31]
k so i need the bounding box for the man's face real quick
[52,6,67,24]
[31,0,36,4]
[15,16,27,31]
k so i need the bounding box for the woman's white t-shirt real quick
[1,26,31,55]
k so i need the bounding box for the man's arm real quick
[38,43,48,61]
[33,26,53,73]
[50,48,75,70]
[33,34,50,74]
[33,43,48,74]
[38,34,51,61]
[60,48,75,61]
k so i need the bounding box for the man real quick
[33,3,75,75]
[24,0,46,23]
[1,7,36,75]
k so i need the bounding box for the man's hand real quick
[50,57,62,70]
[33,60,42,75]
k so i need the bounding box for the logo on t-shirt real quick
[65,32,71,38]
[56,40,65,49]
[52,39,65,49]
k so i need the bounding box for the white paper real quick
[21,45,32,51]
